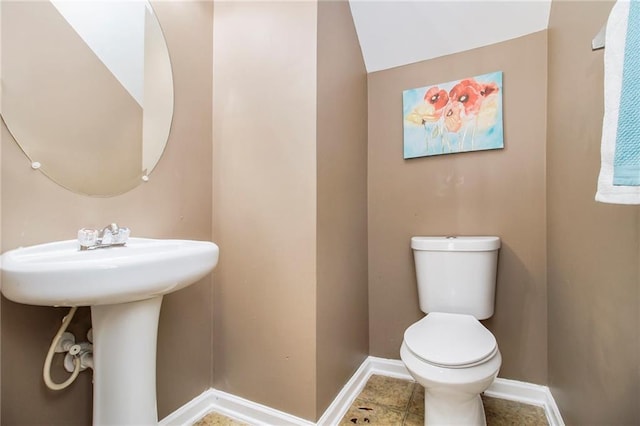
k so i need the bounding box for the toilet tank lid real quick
[411,236,500,251]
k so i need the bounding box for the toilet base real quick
[424,389,486,426]
[400,341,501,426]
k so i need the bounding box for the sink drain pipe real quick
[43,307,82,390]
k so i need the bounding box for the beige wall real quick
[368,32,548,384]
[212,1,318,420]
[212,0,368,421]
[547,1,640,423]
[0,2,213,423]
[316,0,368,418]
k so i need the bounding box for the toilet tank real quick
[411,236,501,320]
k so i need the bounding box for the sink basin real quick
[0,237,219,306]
[1,237,219,424]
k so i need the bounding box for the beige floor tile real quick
[482,395,548,426]
[402,412,423,426]
[339,398,406,425]
[357,374,416,411]
[192,411,248,426]
[407,384,424,416]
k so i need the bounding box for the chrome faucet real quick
[78,223,130,250]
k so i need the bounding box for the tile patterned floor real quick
[194,375,549,426]
[338,375,548,426]
[194,412,247,426]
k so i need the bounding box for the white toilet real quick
[400,236,502,426]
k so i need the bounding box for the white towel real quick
[595,0,640,204]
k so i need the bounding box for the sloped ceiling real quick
[348,0,552,73]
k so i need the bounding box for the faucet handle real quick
[111,227,130,245]
[78,228,98,248]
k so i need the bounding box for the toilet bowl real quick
[400,312,501,425]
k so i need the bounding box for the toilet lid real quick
[404,312,497,367]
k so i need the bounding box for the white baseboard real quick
[316,357,371,425]
[159,389,218,426]
[159,387,315,426]
[482,376,565,426]
[160,356,564,426]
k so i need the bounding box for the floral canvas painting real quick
[403,71,504,159]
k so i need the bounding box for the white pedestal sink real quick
[0,238,219,425]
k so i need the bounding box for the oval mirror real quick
[1,0,173,196]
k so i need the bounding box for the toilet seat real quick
[404,312,497,368]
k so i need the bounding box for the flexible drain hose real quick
[43,307,81,390]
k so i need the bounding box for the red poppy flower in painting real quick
[444,101,464,133]
[449,79,481,115]
[406,86,449,124]
[424,86,449,113]
[476,83,500,131]
[479,82,499,98]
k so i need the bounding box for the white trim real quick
[316,358,371,425]
[365,356,413,381]
[160,356,564,426]
[159,389,217,426]
[483,378,565,426]
[543,387,565,426]
[159,388,315,426]
[207,389,315,426]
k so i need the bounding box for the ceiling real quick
[348,0,552,73]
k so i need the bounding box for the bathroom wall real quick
[0,1,213,423]
[212,1,318,420]
[547,1,640,423]
[212,0,368,421]
[367,32,548,384]
[316,0,368,418]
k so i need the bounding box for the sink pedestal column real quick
[91,295,163,425]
